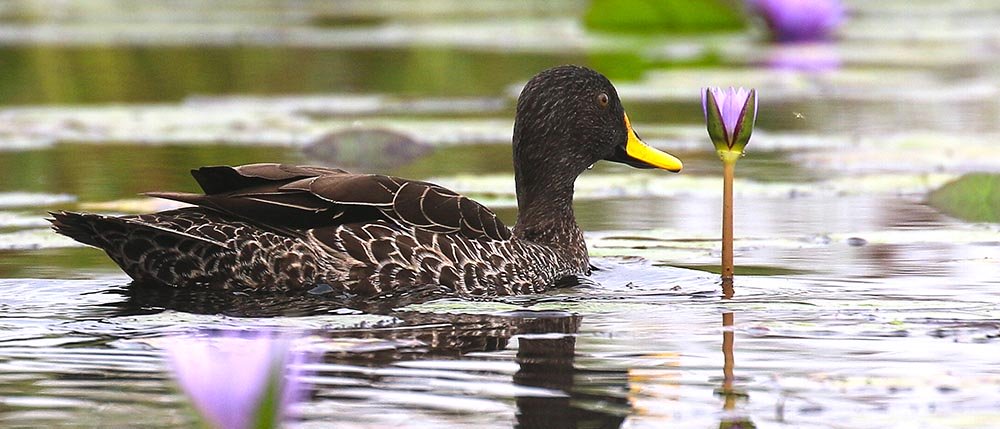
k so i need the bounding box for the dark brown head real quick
[512,65,682,217]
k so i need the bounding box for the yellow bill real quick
[622,113,683,172]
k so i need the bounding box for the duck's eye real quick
[596,93,609,108]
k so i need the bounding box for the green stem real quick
[722,160,735,280]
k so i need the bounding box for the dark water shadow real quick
[514,324,629,429]
[313,310,628,428]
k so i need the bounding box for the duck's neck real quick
[512,166,588,268]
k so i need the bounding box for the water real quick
[1,0,1000,427]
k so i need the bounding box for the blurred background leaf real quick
[928,173,1000,223]
[584,0,745,34]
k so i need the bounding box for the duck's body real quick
[51,164,587,296]
[50,66,681,298]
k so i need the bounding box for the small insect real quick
[793,112,805,119]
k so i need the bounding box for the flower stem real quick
[722,160,735,280]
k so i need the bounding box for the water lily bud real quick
[165,331,311,429]
[702,87,757,163]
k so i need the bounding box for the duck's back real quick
[50,164,586,297]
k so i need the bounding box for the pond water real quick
[1,1,999,428]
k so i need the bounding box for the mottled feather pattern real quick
[52,163,585,296]
[52,209,332,291]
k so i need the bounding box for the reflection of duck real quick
[515,327,629,429]
[50,65,682,296]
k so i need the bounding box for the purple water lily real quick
[702,87,757,159]
[702,88,760,282]
[164,331,311,429]
[748,0,845,43]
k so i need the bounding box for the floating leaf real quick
[928,173,1000,223]
[670,263,810,276]
[584,0,745,34]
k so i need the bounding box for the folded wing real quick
[148,163,512,241]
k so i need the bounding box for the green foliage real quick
[928,173,1000,223]
[0,46,579,104]
[0,248,118,277]
[0,144,296,202]
[251,360,284,429]
[584,0,746,34]
[585,52,647,81]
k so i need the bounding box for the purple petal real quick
[705,87,755,149]
[722,88,743,143]
[165,331,308,429]
[748,0,845,43]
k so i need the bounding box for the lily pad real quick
[928,173,1000,223]
[584,0,745,34]
[670,263,811,276]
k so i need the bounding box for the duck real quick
[49,65,682,298]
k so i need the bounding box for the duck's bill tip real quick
[610,113,682,172]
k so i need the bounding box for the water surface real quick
[1,1,999,428]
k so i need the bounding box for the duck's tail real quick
[47,209,328,291]
[48,210,236,288]
[48,211,122,249]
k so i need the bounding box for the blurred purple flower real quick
[165,331,311,429]
[702,87,757,158]
[748,0,845,43]
[766,44,841,72]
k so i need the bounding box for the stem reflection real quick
[717,278,755,428]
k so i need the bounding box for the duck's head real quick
[512,65,683,190]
